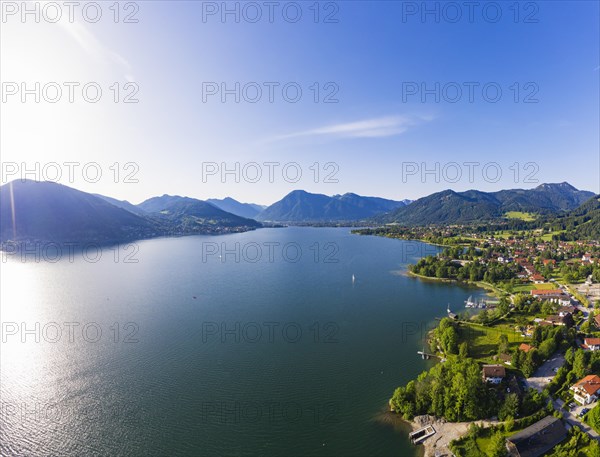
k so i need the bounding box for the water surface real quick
[0,227,489,456]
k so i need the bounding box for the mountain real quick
[94,194,148,216]
[256,190,407,222]
[493,182,594,213]
[206,197,265,219]
[379,183,594,226]
[138,195,262,231]
[0,180,155,244]
[0,181,262,246]
[549,194,600,240]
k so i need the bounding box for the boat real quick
[465,295,487,309]
[352,274,356,284]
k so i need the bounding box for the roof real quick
[519,343,534,353]
[584,338,600,346]
[482,365,506,378]
[572,375,600,396]
[531,289,563,295]
[507,416,567,457]
[595,314,600,327]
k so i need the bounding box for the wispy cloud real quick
[57,21,135,81]
[270,115,432,142]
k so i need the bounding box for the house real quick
[558,305,576,317]
[530,274,546,284]
[499,353,512,365]
[543,259,556,267]
[531,289,563,297]
[595,314,600,329]
[584,338,600,351]
[482,365,506,384]
[531,290,571,306]
[506,416,567,457]
[519,343,534,353]
[544,314,572,326]
[545,295,572,306]
[570,375,600,405]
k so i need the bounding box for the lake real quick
[0,227,490,456]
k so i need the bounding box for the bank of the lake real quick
[407,270,505,298]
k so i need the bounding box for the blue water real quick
[0,227,489,456]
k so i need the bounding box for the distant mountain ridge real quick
[1,180,594,246]
[206,197,265,219]
[138,195,262,230]
[1,180,156,244]
[379,183,594,225]
[549,194,600,240]
[256,190,407,222]
[1,181,261,245]
[93,194,148,216]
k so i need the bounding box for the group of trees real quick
[409,253,517,284]
[510,326,566,377]
[547,348,600,397]
[547,426,600,457]
[390,356,492,422]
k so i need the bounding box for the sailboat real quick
[352,274,356,284]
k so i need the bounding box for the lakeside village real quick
[359,226,600,457]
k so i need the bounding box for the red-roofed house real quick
[584,338,600,351]
[531,289,563,296]
[570,375,600,404]
[519,343,534,353]
[482,365,506,384]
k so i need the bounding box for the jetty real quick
[417,350,442,360]
[409,425,436,444]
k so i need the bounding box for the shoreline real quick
[406,271,505,298]
[406,414,496,457]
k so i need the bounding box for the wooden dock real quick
[409,425,436,444]
[417,351,442,360]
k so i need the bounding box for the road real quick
[554,398,600,439]
[526,354,565,392]
[526,353,599,440]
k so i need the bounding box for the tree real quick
[573,350,589,379]
[488,431,507,457]
[459,342,469,358]
[498,334,509,356]
[522,350,540,378]
[585,403,600,434]
[499,394,519,421]
[440,326,459,355]
[512,349,525,369]
[538,338,557,360]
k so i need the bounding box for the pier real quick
[417,351,442,360]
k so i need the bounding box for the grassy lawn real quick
[513,284,536,292]
[452,425,523,457]
[457,321,528,361]
[505,211,538,221]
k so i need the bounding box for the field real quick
[491,229,566,241]
[504,212,537,221]
[512,283,557,293]
[457,321,528,362]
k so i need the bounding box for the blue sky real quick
[2,1,599,205]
